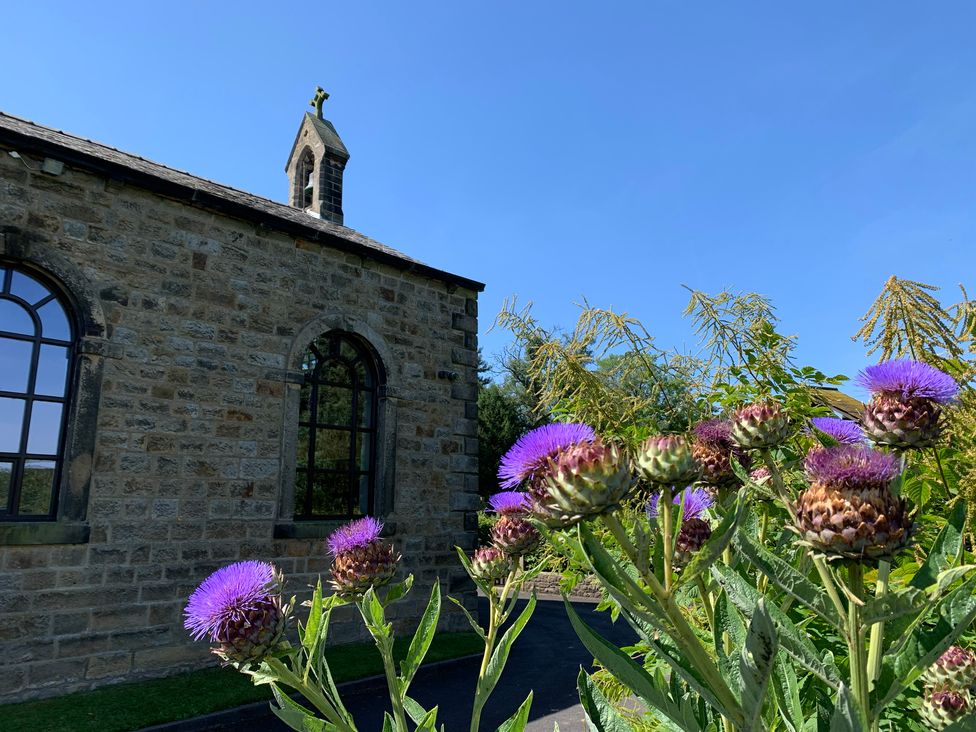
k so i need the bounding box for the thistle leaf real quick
[496,691,533,732]
[400,582,441,691]
[675,489,748,589]
[577,669,630,732]
[828,684,865,732]
[738,601,778,730]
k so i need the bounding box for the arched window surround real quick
[0,229,113,545]
[275,314,398,540]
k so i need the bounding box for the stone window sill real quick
[274,521,396,540]
[0,522,90,545]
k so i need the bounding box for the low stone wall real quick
[521,571,602,599]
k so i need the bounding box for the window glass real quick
[19,461,55,515]
[0,397,24,451]
[0,300,34,336]
[27,402,63,455]
[10,271,48,307]
[0,462,11,512]
[34,345,69,396]
[0,338,33,392]
[37,299,70,341]
[295,331,381,520]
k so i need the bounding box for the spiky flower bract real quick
[858,360,959,404]
[646,486,713,521]
[328,516,398,596]
[488,491,532,515]
[470,546,513,582]
[637,435,701,485]
[795,445,911,560]
[693,419,733,446]
[810,417,865,445]
[731,401,791,449]
[804,445,898,490]
[691,418,750,486]
[184,561,289,664]
[498,422,595,489]
[327,516,383,556]
[923,646,976,690]
[922,689,971,730]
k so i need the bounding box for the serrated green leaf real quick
[829,684,864,732]
[381,575,414,607]
[400,581,440,692]
[712,564,841,689]
[909,501,966,590]
[739,600,778,730]
[496,691,533,732]
[860,587,928,625]
[734,532,843,631]
[269,684,328,732]
[675,489,748,589]
[447,594,486,639]
[770,652,802,732]
[564,600,704,732]
[712,592,746,694]
[874,573,976,716]
[930,565,976,597]
[577,669,630,732]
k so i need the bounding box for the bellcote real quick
[284,87,350,225]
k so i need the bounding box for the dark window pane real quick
[28,402,62,455]
[301,349,317,372]
[19,460,55,515]
[10,271,49,307]
[0,462,11,512]
[321,360,352,386]
[313,428,351,472]
[0,397,24,451]
[356,432,370,466]
[0,299,35,336]
[37,299,70,341]
[311,472,349,516]
[34,344,69,396]
[299,383,311,419]
[354,360,373,387]
[296,426,310,468]
[0,337,33,392]
[339,339,359,361]
[317,386,352,427]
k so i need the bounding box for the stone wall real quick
[0,150,480,702]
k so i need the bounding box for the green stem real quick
[812,557,849,629]
[846,564,871,728]
[379,637,409,732]
[470,566,517,732]
[867,560,890,691]
[759,449,797,523]
[757,508,770,593]
[265,658,356,732]
[602,513,745,729]
[661,484,674,592]
[932,447,952,501]
[696,575,715,632]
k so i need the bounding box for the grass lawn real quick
[1,632,483,732]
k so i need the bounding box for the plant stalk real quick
[379,637,409,732]
[661,484,674,592]
[867,560,890,691]
[265,658,356,732]
[470,566,517,732]
[846,563,871,728]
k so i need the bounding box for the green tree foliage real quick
[477,383,532,497]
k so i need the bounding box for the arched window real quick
[299,149,315,209]
[296,331,382,520]
[0,265,76,520]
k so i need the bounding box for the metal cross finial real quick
[310,86,330,119]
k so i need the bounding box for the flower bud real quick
[922,688,971,730]
[637,435,701,485]
[491,515,540,556]
[328,517,399,596]
[731,401,791,449]
[923,646,976,691]
[674,518,712,567]
[471,546,513,582]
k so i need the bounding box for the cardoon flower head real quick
[809,417,865,445]
[922,689,971,730]
[923,646,976,690]
[803,445,898,491]
[795,445,911,560]
[327,516,383,556]
[637,435,701,485]
[859,360,959,404]
[691,418,750,486]
[749,466,771,483]
[328,516,398,596]
[470,546,512,582]
[498,422,596,489]
[488,491,532,516]
[184,561,289,664]
[731,401,791,449]
[646,486,713,521]
[859,360,957,449]
[531,438,633,528]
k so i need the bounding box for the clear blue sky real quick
[3,3,974,392]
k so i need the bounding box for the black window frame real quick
[295,331,382,520]
[0,264,77,521]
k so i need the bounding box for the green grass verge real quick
[1,632,483,732]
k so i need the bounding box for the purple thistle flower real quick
[646,486,713,520]
[810,417,865,445]
[498,422,596,489]
[804,445,898,490]
[184,561,277,642]
[858,360,959,404]
[693,419,733,447]
[488,491,532,515]
[327,516,383,556]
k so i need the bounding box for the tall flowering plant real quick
[183,514,538,732]
[498,360,974,731]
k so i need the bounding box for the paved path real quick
[220,595,635,732]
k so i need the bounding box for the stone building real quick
[0,94,483,702]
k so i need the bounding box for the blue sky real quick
[2,2,974,394]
